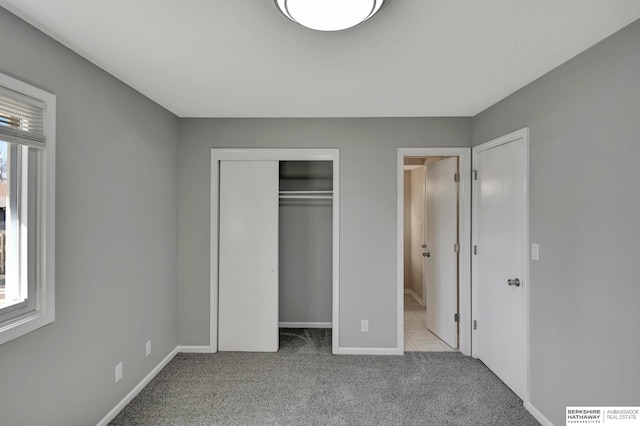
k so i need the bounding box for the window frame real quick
[0,72,55,345]
[0,144,37,320]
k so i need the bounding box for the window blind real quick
[0,85,47,148]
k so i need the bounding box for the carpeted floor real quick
[110,329,539,425]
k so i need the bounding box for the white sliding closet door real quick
[218,161,279,352]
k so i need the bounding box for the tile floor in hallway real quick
[404,294,456,352]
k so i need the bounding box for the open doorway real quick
[403,156,458,352]
[397,148,471,356]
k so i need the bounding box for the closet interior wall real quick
[278,161,333,327]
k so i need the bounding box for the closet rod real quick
[278,190,333,194]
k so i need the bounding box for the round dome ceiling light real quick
[275,0,387,32]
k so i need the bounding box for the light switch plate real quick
[531,243,539,261]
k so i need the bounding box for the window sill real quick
[0,307,54,345]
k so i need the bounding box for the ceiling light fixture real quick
[275,0,387,32]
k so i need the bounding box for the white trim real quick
[177,345,212,353]
[525,402,555,426]
[404,289,424,306]
[472,127,529,152]
[331,156,340,356]
[211,149,337,162]
[334,347,403,355]
[0,72,56,346]
[96,347,179,426]
[279,322,332,328]
[211,149,340,354]
[397,148,472,356]
[472,127,530,404]
[210,151,219,354]
[524,131,531,411]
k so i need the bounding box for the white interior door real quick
[475,135,528,400]
[425,157,458,348]
[218,160,279,352]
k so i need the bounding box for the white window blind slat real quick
[0,85,46,147]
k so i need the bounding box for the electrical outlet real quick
[146,340,151,358]
[532,243,540,261]
[115,362,123,383]
[361,319,369,333]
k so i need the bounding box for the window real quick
[0,72,55,345]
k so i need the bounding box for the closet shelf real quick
[279,190,333,200]
[279,196,333,200]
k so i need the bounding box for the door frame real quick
[421,165,428,308]
[471,127,530,404]
[210,149,340,354]
[397,148,472,356]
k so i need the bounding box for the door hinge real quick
[454,172,460,182]
[454,243,460,253]
[473,245,477,255]
[473,170,478,181]
[473,320,477,330]
[454,313,460,322]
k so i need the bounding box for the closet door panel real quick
[218,160,279,352]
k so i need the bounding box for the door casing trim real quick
[211,149,340,354]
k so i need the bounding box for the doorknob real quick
[423,252,430,257]
[507,278,521,287]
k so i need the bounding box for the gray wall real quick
[0,8,179,426]
[279,200,333,323]
[178,118,471,348]
[473,18,640,426]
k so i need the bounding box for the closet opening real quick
[210,149,340,354]
[278,161,333,331]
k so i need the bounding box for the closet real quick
[278,161,333,329]
[215,154,335,352]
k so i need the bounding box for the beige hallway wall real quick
[409,167,425,302]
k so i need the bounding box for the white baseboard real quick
[279,322,332,328]
[96,347,179,426]
[177,345,212,353]
[525,401,554,426]
[404,289,424,306]
[334,346,403,355]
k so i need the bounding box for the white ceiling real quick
[2,1,640,118]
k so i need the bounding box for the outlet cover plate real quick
[115,362,123,383]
